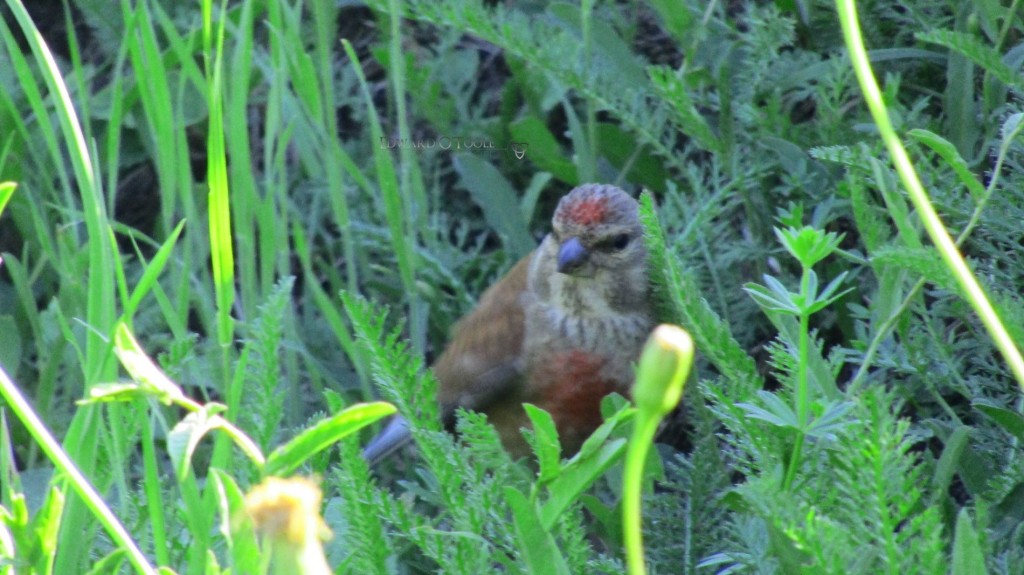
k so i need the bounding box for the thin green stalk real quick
[622,326,694,575]
[0,366,156,575]
[836,0,1024,391]
[138,406,170,565]
[6,2,119,571]
[226,0,259,320]
[386,0,426,352]
[623,416,660,575]
[783,285,811,491]
[848,58,1024,393]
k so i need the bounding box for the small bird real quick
[363,183,654,462]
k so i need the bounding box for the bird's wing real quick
[433,252,533,425]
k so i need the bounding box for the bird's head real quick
[548,183,646,280]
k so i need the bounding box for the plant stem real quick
[850,115,1024,391]
[622,415,660,575]
[0,366,157,575]
[835,0,1024,391]
[784,268,812,491]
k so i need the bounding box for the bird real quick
[363,183,654,463]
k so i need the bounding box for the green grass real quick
[2,0,1024,573]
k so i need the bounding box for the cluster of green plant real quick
[1,0,1024,573]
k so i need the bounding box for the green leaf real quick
[775,226,844,269]
[973,400,1024,441]
[30,486,64,575]
[83,550,127,575]
[0,181,14,220]
[264,402,396,476]
[908,129,985,201]
[766,519,813,575]
[76,382,148,405]
[509,117,577,184]
[737,391,800,430]
[870,158,923,251]
[639,192,761,394]
[578,400,633,460]
[168,406,226,482]
[112,322,185,404]
[807,271,853,314]
[917,29,1024,90]
[209,469,260,575]
[520,171,552,224]
[648,65,720,152]
[522,404,562,484]
[648,0,694,41]
[453,153,536,258]
[540,438,627,529]
[595,123,670,192]
[744,281,800,315]
[505,487,571,575]
[933,426,969,497]
[805,401,856,440]
[952,508,989,575]
[123,219,186,321]
[549,3,648,87]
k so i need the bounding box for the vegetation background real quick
[0,0,1023,573]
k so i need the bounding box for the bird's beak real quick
[557,237,589,275]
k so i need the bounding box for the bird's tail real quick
[362,415,412,465]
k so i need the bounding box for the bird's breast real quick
[528,348,620,453]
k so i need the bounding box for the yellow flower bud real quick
[632,325,694,417]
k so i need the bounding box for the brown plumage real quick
[364,183,654,462]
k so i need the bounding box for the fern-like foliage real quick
[639,191,762,395]
[240,275,296,451]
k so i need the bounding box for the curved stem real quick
[0,367,156,575]
[622,415,660,575]
[849,108,1024,391]
[836,0,1024,391]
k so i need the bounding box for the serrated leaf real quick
[1001,112,1024,144]
[649,65,720,152]
[522,404,562,484]
[264,402,396,476]
[918,29,1024,90]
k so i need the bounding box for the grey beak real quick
[557,237,589,274]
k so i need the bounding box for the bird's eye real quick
[610,234,631,250]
